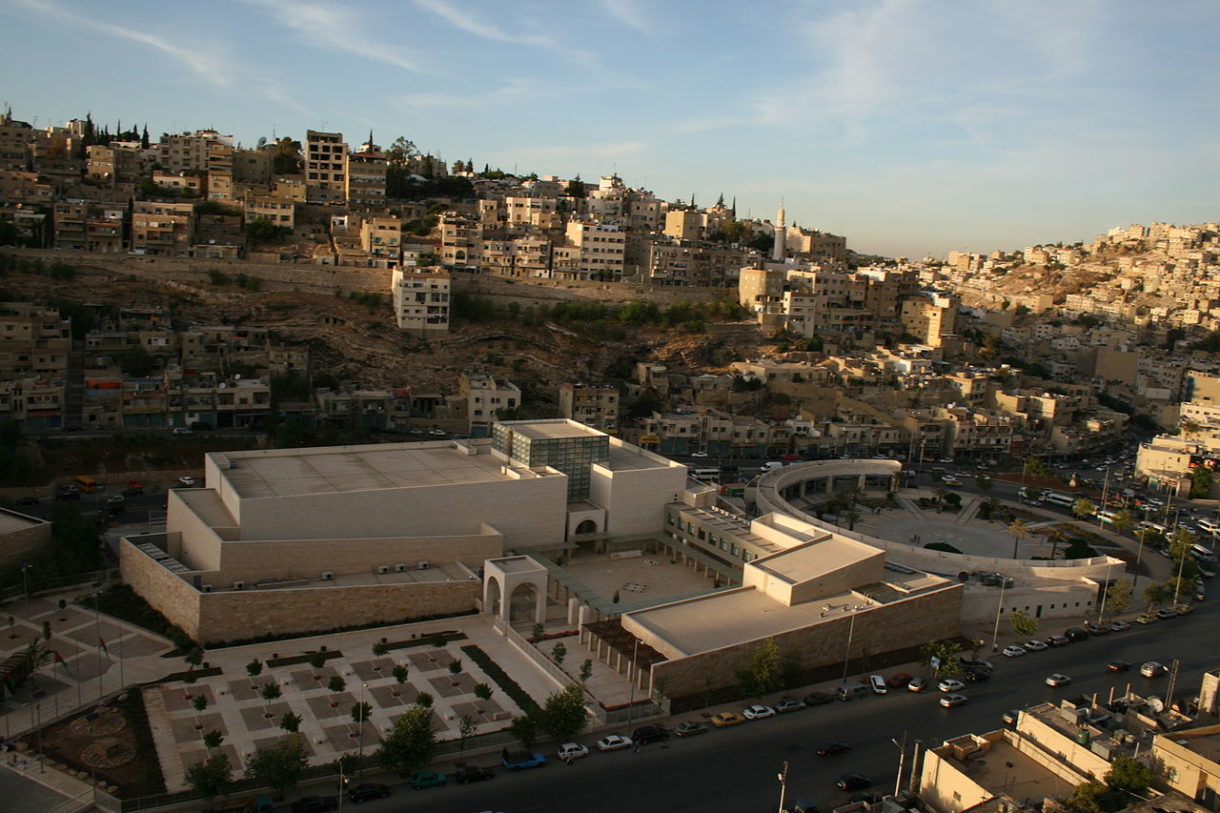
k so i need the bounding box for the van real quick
[1198,518,1220,535]
[869,674,887,695]
[760,461,784,473]
[837,681,870,701]
[73,475,102,493]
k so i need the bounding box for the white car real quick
[940,693,968,709]
[557,742,589,761]
[742,704,776,720]
[177,475,197,487]
[691,451,709,458]
[942,476,962,486]
[1024,639,1049,652]
[938,678,965,693]
[1001,645,1027,658]
[907,676,928,692]
[596,734,633,752]
[1046,673,1072,687]
[1140,661,1167,678]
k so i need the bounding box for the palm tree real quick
[1044,526,1068,560]
[1008,518,1028,559]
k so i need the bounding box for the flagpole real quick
[94,592,102,701]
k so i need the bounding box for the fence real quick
[0,568,120,605]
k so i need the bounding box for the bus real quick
[72,475,103,493]
[691,467,721,483]
[1190,543,1216,564]
[1044,492,1075,508]
[1139,520,1168,535]
[1097,510,1119,525]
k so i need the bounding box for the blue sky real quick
[2,0,1218,257]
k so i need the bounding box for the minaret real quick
[772,201,786,261]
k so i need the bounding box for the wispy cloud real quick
[508,141,648,163]
[400,78,540,108]
[600,0,651,35]
[240,0,425,73]
[11,0,233,84]
[412,0,602,71]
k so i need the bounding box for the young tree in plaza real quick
[378,706,436,775]
[186,753,232,804]
[245,734,309,794]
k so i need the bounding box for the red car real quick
[886,672,914,689]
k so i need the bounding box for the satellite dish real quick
[1147,697,1164,713]
[257,136,267,149]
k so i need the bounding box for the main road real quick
[332,596,1216,813]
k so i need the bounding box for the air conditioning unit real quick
[321,571,334,581]
[200,584,214,593]
[232,580,245,590]
[417,561,431,571]
[394,563,407,572]
[377,565,390,574]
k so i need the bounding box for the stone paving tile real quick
[251,733,315,755]
[427,673,476,698]
[63,620,125,646]
[350,658,394,681]
[180,743,240,771]
[238,705,277,731]
[322,722,380,752]
[161,687,197,712]
[45,639,83,659]
[0,626,42,652]
[290,667,339,689]
[227,679,259,701]
[407,650,454,672]
[450,699,506,724]
[368,684,412,707]
[305,692,352,720]
[72,654,115,683]
[117,634,170,658]
[171,717,206,744]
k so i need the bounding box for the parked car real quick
[673,720,708,738]
[887,672,914,688]
[1046,634,1070,647]
[804,691,836,706]
[940,693,968,709]
[557,743,589,761]
[1046,673,1072,687]
[291,797,338,813]
[1174,603,1193,615]
[1001,709,1020,727]
[1024,639,1049,652]
[631,725,669,744]
[1109,620,1131,632]
[1135,612,1158,625]
[452,765,494,784]
[177,476,197,487]
[1140,661,1167,678]
[1155,607,1179,620]
[346,783,390,804]
[836,774,872,791]
[1064,627,1090,642]
[938,678,965,693]
[958,658,994,673]
[907,677,928,693]
[743,704,776,720]
[1083,622,1109,636]
[1001,645,1027,658]
[596,734,634,751]
[962,668,990,684]
[172,427,193,435]
[56,485,81,501]
[1107,660,1131,672]
[709,711,746,728]
[869,675,888,694]
[816,741,851,756]
[774,696,806,713]
[408,771,447,790]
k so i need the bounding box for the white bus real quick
[1044,492,1075,508]
[1097,510,1119,525]
[691,467,721,483]
[1139,520,1168,535]
[1190,543,1216,564]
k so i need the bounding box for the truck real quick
[210,795,273,813]
[501,748,546,771]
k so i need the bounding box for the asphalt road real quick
[324,594,1216,813]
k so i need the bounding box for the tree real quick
[245,217,289,245]
[245,734,309,794]
[1105,579,1133,616]
[309,651,327,670]
[538,684,589,741]
[565,175,586,198]
[415,692,433,709]
[919,640,961,676]
[448,658,463,676]
[118,347,157,378]
[203,729,224,750]
[328,675,346,693]
[391,664,409,685]
[280,711,302,733]
[458,713,476,756]
[1009,609,1037,637]
[1105,754,1152,797]
[1191,466,1214,498]
[192,694,208,714]
[551,642,566,666]
[579,659,593,683]
[185,753,232,804]
[272,137,302,174]
[509,714,537,748]
[474,683,493,701]
[247,658,263,678]
[1008,518,1029,559]
[1143,581,1173,609]
[1073,497,1097,521]
[351,701,372,727]
[385,136,418,166]
[185,647,204,669]
[372,641,389,657]
[261,683,281,702]
[1045,525,1069,560]
[975,474,993,493]
[738,637,786,696]
[1111,509,1134,537]
[378,706,436,775]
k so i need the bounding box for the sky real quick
[2,0,1218,258]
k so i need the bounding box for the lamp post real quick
[776,761,789,813]
[1133,530,1149,588]
[892,733,908,796]
[989,578,1008,652]
[841,608,859,685]
[357,681,367,764]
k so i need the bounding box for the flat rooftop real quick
[604,445,671,472]
[215,442,529,499]
[626,587,877,658]
[0,509,45,535]
[508,420,603,441]
[753,537,881,585]
[949,737,1079,801]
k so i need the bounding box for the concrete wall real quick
[0,511,52,571]
[961,582,1098,625]
[236,474,567,549]
[212,529,503,583]
[168,491,227,571]
[1015,708,1111,781]
[919,747,994,813]
[119,536,202,640]
[590,454,686,538]
[649,582,963,698]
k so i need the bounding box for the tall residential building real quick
[461,373,520,437]
[360,216,401,266]
[558,383,619,434]
[391,267,450,334]
[438,212,483,267]
[304,130,348,203]
[562,220,625,280]
[157,130,233,173]
[346,139,387,206]
[900,290,958,346]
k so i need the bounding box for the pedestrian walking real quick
[633,743,640,755]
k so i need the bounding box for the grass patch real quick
[386,631,467,651]
[461,644,540,715]
[266,650,343,669]
[924,541,962,554]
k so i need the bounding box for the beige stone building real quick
[391,267,450,334]
[120,420,686,643]
[558,383,619,433]
[460,373,521,437]
[131,200,195,256]
[901,290,957,346]
[304,130,348,204]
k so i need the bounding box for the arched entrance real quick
[508,582,540,624]
[485,578,502,616]
[575,519,598,535]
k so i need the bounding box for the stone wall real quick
[0,511,52,571]
[119,536,201,639]
[650,583,963,698]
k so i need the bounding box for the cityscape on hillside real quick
[2,106,1220,813]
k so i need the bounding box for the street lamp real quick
[989,578,1008,652]
[776,761,789,813]
[892,733,908,796]
[841,607,859,685]
[357,681,368,763]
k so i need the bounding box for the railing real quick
[0,568,119,605]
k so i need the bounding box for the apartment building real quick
[391,267,450,334]
[900,290,958,346]
[460,373,521,437]
[561,220,625,280]
[359,216,401,266]
[304,130,348,204]
[242,194,294,229]
[558,383,619,433]
[131,200,195,256]
[52,201,125,253]
[438,211,483,267]
[663,208,705,241]
[346,143,387,206]
[158,130,233,174]
[0,302,71,379]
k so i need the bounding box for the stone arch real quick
[508,582,540,624]
[483,556,548,626]
[485,577,502,617]
[575,519,598,535]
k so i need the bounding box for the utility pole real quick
[776,761,789,813]
[892,732,908,796]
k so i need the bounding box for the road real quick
[325,595,1217,813]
